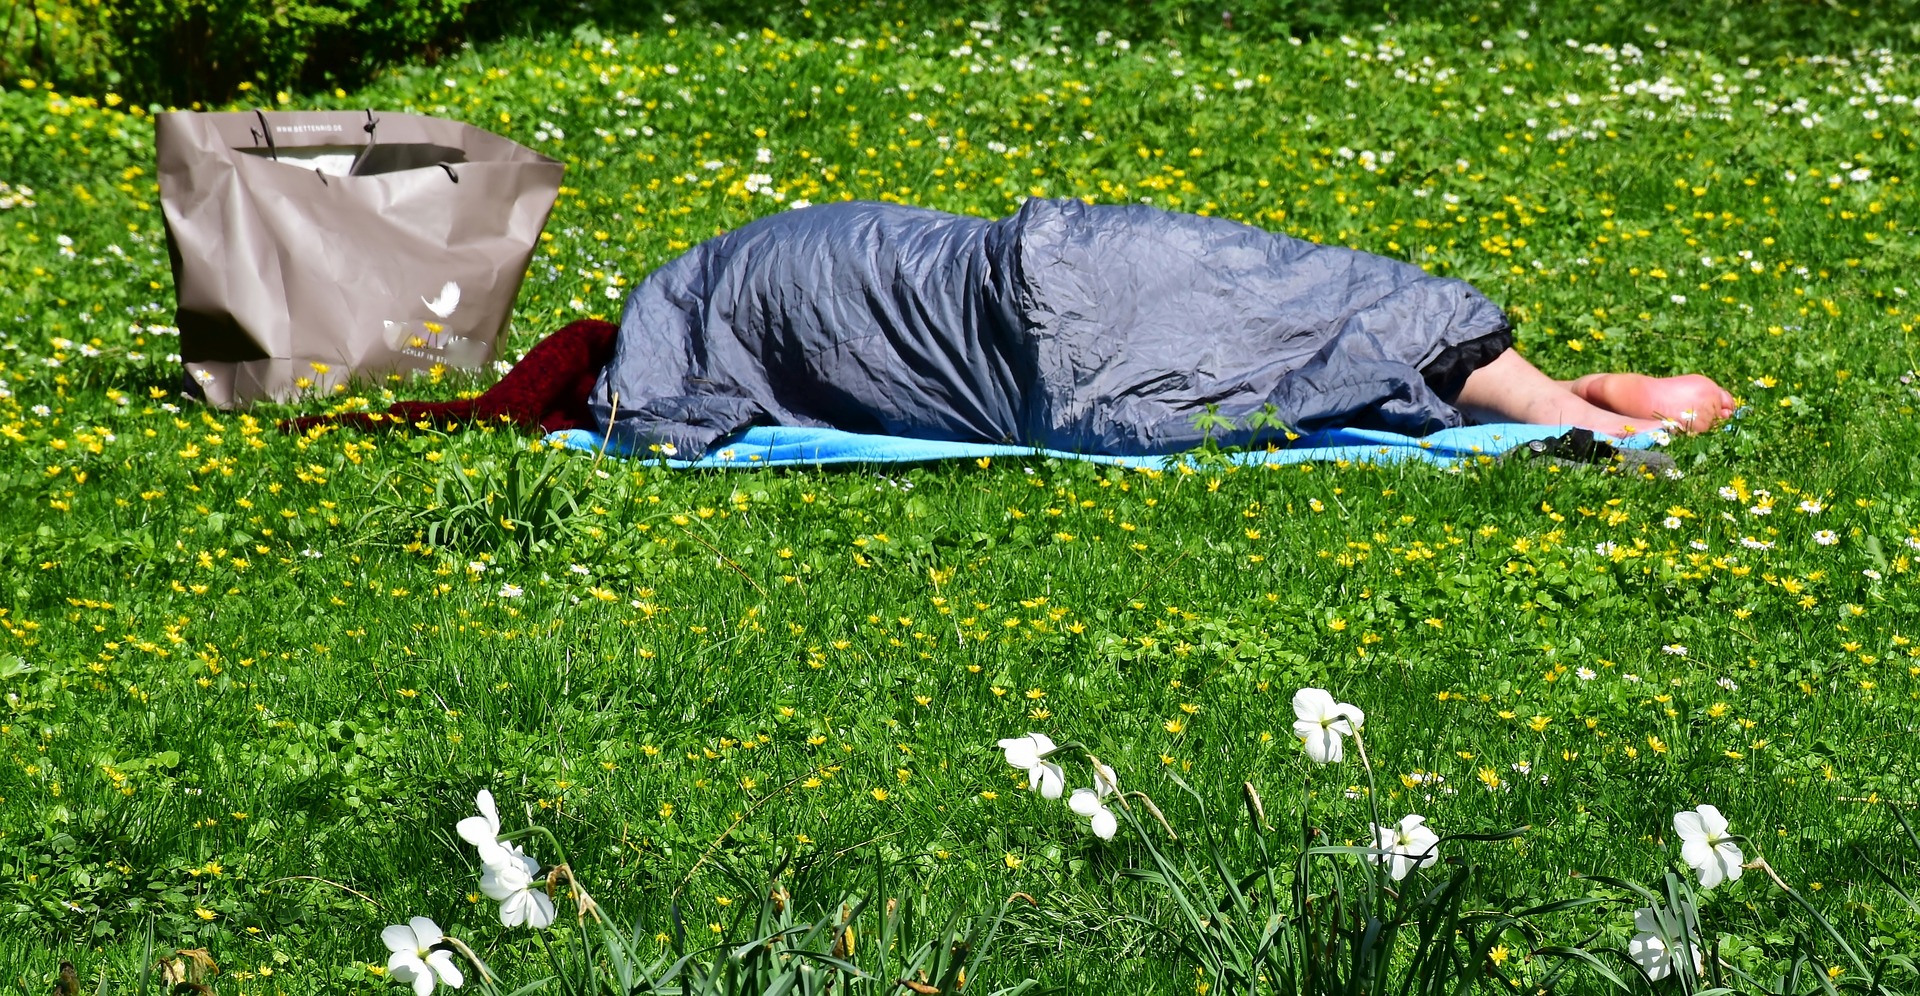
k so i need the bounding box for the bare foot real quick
[1568,373,1735,433]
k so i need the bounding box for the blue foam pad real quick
[545,423,1665,469]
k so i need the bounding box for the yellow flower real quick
[1489,944,1511,966]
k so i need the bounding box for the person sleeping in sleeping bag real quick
[588,198,1733,458]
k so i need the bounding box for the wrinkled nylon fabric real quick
[591,198,1513,457]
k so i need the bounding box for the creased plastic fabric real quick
[592,198,1512,457]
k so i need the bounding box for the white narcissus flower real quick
[480,851,558,929]
[382,916,464,996]
[997,732,1066,799]
[1068,787,1119,840]
[458,789,554,928]
[455,789,508,866]
[1673,804,1744,889]
[1292,688,1364,764]
[1627,906,1702,982]
[1368,814,1440,881]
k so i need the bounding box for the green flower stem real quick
[1349,726,1390,919]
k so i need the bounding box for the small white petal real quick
[1032,761,1067,800]
[456,815,498,850]
[1089,806,1118,840]
[473,838,512,870]
[1405,830,1440,870]
[1628,931,1673,981]
[498,891,530,928]
[1691,850,1726,889]
[1368,824,1393,865]
[389,951,429,980]
[1090,759,1120,797]
[383,923,419,954]
[1068,787,1103,817]
[524,889,557,929]
[1295,720,1344,764]
[1389,849,1417,881]
[515,847,542,877]
[1679,836,1713,868]
[1713,841,1745,884]
[1628,908,1704,982]
[394,955,437,996]
[1292,687,1336,723]
[408,916,443,948]
[426,948,464,988]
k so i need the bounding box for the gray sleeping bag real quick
[590,198,1513,457]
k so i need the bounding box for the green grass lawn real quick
[3,2,1920,992]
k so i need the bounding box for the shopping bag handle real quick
[347,109,379,175]
[250,109,278,161]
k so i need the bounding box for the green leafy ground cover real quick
[3,2,1920,991]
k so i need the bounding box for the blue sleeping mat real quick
[547,422,1664,469]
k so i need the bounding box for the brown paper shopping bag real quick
[156,109,564,407]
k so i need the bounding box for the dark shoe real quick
[1502,428,1677,476]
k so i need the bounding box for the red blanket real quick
[279,319,617,435]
